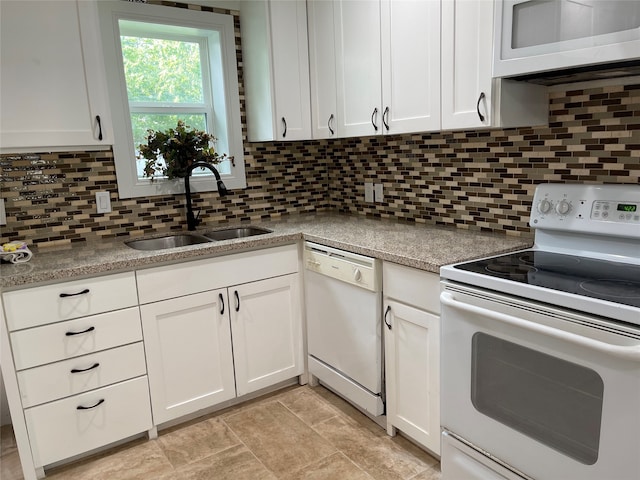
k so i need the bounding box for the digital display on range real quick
[617,203,637,213]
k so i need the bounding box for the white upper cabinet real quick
[381,0,441,134]
[307,0,338,139]
[441,0,548,130]
[0,0,111,153]
[309,0,442,138]
[441,0,494,129]
[333,0,383,138]
[241,0,312,142]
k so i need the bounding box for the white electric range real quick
[439,183,640,480]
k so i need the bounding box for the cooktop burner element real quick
[455,250,640,309]
[485,255,537,278]
[580,279,640,300]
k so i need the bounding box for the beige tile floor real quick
[1,385,441,480]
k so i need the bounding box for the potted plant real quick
[138,120,231,180]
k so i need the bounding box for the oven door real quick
[440,281,640,480]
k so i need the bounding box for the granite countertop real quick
[0,213,533,289]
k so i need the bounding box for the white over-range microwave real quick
[493,0,640,78]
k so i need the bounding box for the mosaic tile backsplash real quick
[0,0,638,246]
[1,81,639,247]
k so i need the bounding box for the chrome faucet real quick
[184,161,228,231]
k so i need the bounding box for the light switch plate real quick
[374,184,383,203]
[364,182,374,203]
[95,191,112,214]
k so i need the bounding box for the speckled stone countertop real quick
[0,213,533,289]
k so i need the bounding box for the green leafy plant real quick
[138,120,231,180]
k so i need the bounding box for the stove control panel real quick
[530,184,640,238]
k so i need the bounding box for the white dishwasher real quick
[304,242,384,417]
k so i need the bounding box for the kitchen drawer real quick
[10,307,142,371]
[136,244,298,304]
[383,262,440,314]
[17,342,147,408]
[25,376,152,467]
[3,272,138,331]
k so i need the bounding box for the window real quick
[97,1,245,199]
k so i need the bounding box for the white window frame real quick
[97,0,245,199]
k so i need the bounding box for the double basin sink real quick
[125,227,272,251]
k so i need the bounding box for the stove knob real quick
[555,200,571,215]
[353,268,362,282]
[537,199,552,214]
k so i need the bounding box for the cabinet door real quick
[270,0,312,140]
[140,290,235,424]
[384,299,440,455]
[0,0,110,152]
[334,0,382,137]
[308,0,338,139]
[441,0,494,130]
[230,274,303,397]
[381,0,441,134]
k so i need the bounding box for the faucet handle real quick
[186,207,201,230]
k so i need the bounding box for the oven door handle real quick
[441,292,640,361]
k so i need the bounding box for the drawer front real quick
[11,307,142,370]
[383,262,441,314]
[137,244,299,304]
[3,272,138,331]
[17,342,147,408]
[25,376,152,467]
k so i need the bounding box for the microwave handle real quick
[440,292,640,361]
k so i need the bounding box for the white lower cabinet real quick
[25,377,152,468]
[231,275,302,397]
[140,290,236,425]
[383,262,441,455]
[138,245,303,425]
[1,272,152,479]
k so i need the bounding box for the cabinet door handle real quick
[476,92,486,122]
[65,326,95,337]
[328,114,334,135]
[59,288,90,298]
[77,398,105,410]
[96,115,103,141]
[384,305,392,330]
[282,117,287,138]
[219,292,225,315]
[382,106,390,131]
[234,290,240,312]
[371,108,378,131]
[71,363,100,374]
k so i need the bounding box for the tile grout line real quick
[219,415,281,478]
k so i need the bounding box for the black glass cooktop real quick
[454,250,640,308]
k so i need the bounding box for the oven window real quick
[471,333,604,465]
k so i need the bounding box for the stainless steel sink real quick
[202,227,272,241]
[125,233,212,251]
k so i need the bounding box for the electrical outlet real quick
[95,191,112,214]
[0,198,6,225]
[374,184,383,203]
[364,182,374,203]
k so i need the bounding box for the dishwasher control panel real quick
[304,242,380,292]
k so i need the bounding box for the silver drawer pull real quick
[65,326,95,337]
[59,288,90,298]
[70,362,100,374]
[76,398,104,410]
